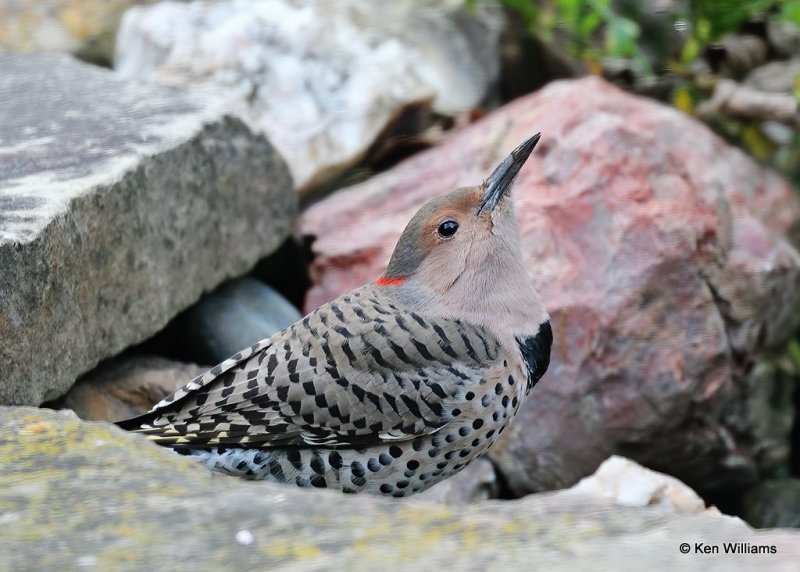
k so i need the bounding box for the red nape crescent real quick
[375,276,406,286]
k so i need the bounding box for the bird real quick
[118,133,552,497]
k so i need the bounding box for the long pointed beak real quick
[476,132,541,215]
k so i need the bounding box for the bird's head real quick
[378,133,547,338]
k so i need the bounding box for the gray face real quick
[384,188,478,279]
[383,132,541,282]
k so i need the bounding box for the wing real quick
[118,286,501,450]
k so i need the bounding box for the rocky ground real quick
[2,0,800,568]
[2,407,799,571]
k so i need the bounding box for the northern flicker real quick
[118,134,552,497]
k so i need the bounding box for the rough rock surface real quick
[159,276,302,365]
[740,479,800,528]
[1,407,799,571]
[115,0,504,192]
[0,53,296,406]
[745,58,800,94]
[60,355,207,422]
[299,77,800,497]
[0,0,150,63]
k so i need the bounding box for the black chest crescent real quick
[516,321,552,393]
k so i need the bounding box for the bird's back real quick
[119,284,540,495]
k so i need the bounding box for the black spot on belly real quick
[351,461,366,478]
[516,321,552,391]
[268,460,285,480]
[328,451,343,469]
[310,454,325,475]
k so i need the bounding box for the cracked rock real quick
[0,53,296,406]
[2,406,800,571]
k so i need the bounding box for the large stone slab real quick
[299,77,800,497]
[1,407,799,571]
[0,53,296,406]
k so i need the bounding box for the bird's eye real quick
[437,220,459,238]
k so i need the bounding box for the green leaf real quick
[606,17,640,57]
[741,124,776,161]
[579,11,602,40]
[787,339,800,372]
[673,86,695,113]
[500,0,537,28]
[681,36,701,64]
[781,0,800,26]
[691,0,777,39]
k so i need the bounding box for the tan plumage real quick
[119,134,552,496]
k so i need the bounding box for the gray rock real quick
[767,19,800,58]
[115,0,504,193]
[697,78,798,123]
[0,53,296,406]
[740,480,800,529]
[167,277,302,365]
[745,58,800,94]
[61,355,208,422]
[1,406,799,571]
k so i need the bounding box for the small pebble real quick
[235,529,255,546]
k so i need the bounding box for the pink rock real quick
[299,77,800,496]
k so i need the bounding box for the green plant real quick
[497,0,800,80]
[504,0,648,74]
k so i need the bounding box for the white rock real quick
[568,455,708,514]
[114,0,504,191]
